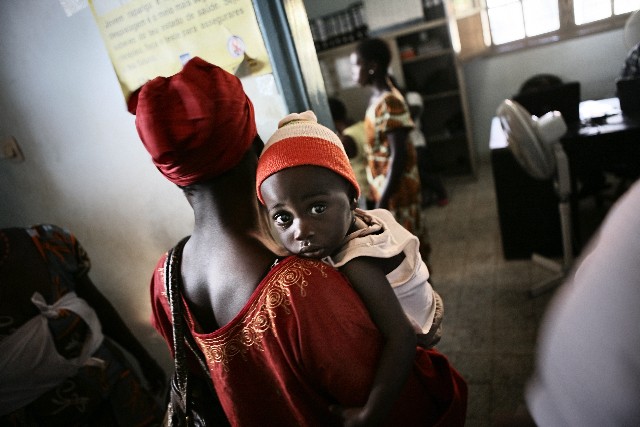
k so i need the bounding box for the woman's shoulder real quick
[200,256,359,337]
[379,90,407,108]
[250,256,353,309]
[371,92,412,129]
[266,256,346,284]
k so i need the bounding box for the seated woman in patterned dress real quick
[0,224,165,426]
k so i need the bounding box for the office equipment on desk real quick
[513,81,581,126]
[490,98,640,260]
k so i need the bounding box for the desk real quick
[490,98,640,259]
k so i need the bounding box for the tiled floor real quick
[423,161,557,426]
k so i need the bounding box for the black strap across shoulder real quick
[165,237,229,426]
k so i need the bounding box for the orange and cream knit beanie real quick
[256,110,360,205]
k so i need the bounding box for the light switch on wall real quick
[1,136,24,162]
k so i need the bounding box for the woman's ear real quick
[350,196,359,210]
[347,186,359,210]
[252,135,264,156]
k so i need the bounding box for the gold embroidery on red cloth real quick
[197,259,327,371]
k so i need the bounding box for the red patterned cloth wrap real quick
[151,255,467,427]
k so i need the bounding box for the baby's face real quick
[260,166,355,259]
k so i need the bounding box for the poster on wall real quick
[89,0,272,100]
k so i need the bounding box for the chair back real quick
[616,77,640,114]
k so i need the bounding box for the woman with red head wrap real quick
[131,57,466,427]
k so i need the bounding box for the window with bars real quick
[484,0,640,46]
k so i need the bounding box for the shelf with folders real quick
[394,20,452,61]
[414,88,474,175]
[418,88,470,174]
[421,93,466,141]
[309,2,368,53]
[401,48,459,96]
[391,4,476,175]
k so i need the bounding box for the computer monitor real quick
[513,81,581,125]
[616,77,640,114]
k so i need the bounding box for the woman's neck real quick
[372,75,392,94]
[191,190,257,235]
[189,185,286,256]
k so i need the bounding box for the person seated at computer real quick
[517,73,563,94]
[621,41,640,79]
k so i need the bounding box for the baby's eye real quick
[310,204,327,215]
[273,212,292,227]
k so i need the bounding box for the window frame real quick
[478,0,634,55]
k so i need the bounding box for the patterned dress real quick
[364,88,431,260]
[0,225,163,427]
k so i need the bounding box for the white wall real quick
[0,1,193,372]
[464,29,629,159]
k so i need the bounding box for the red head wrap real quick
[128,57,257,186]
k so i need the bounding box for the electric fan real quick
[496,99,573,297]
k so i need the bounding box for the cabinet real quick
[392,16,475,175]
[316,1,478,176]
